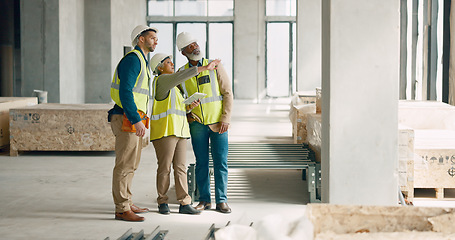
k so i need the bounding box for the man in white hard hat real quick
[108,25,158,222]
[176,32,233,214]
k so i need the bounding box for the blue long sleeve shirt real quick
[109,46,148,125]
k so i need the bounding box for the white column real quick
[59,0,85,104]
[296,0,322,92]
[234,0,266,100]
[321,0,399,205]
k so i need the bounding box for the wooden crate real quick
[306,113,322,162]
[398,125,415,201]
[413,129,455,199]
[289,104,316,144]
[0,97,38,148]
[291,91,317,105]
[9,103,149,156]
[297,94,316,105]
[399,100,455,130]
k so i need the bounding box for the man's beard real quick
[187,49,203,61]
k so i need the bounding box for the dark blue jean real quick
[189,121,228,203]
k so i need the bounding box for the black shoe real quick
[179,204,201,215]
[158,203,170,215]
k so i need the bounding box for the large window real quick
[265,0,296,97]
[175,23,206,69]
[266,0,296,16]
[147,0,234,85]
[148,0,233,17]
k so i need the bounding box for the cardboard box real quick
[9,103,149,156]
[0,97,38,148]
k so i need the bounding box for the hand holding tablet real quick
[183,92,207,104]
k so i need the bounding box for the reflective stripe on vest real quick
[110,50,150,113]
[149,75,190,140]
[178,59,223,125]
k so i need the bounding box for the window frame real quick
[146,9,234,94]
[265,0,296,97]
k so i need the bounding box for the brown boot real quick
[216,202,231,214]
[195,201,211,211]
[115,210,145,222]
[131,204,149,213]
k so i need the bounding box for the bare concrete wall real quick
[234,0,266,100]
[21,0,60,102]
[59,0,85,104]
[20,0,145,104]
[111,0,147,75]
[84,0,111,103]
[0,0,15,97]
[83,0,146,104]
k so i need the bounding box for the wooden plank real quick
[307,204,455,236]
[435,188,444,199]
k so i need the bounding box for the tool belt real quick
[122,110,149,132]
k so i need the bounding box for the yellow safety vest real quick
[178,59,223,125]
[110,50,150,114]
[149,75,190,140]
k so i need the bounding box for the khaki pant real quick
[152,136,192,205]
[110,114,143,213]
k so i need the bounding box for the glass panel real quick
[208,0,233,16]
[175,23,207,70]
[149,23,174,61]
[148,0,173,16]
[209,23,233,82]
[175,0,207,16]
[266,0,296,16]
[267,23,290,97]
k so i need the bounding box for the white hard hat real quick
[131,25,158,46]
[150,53,172,75]
[176,32,197,51]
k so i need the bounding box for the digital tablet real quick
[183,92,207,104]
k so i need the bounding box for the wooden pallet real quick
[414,188,455,199]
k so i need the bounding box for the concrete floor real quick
[1,99,454,240]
